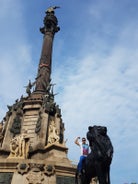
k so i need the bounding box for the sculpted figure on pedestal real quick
[8,132,30,159]
[48,120,60,144]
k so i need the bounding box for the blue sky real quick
[0,0,138,183]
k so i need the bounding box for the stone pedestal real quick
[0,158,76,184]
[0,92,77,184]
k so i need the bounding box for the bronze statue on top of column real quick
[35,6,60,93]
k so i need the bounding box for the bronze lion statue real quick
[75,125,113,184]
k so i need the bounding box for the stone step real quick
[23,123,36,126]
[24,118,38,122]
[24,115,38,118]
[24,117,38,120]
[24,110,39,116]
[22,122,36,126]
[23,122,37,126]
[24,114,38,118]
[22,127,36,132]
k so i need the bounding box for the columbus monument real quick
[0,7,76,184]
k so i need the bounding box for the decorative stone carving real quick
[14,99,23,110]
[8,132,30,159]
[42,84,57,115]
[48,120,60,144]
[35,113,42,133]
[25,80,35,96]
[26,171,44,184]
[55,105,61,117]
[10,115,21,136]
[0,121,4,146]
[58,121,64,144]
[30,163,44,172]
[7,105,13,116]
[44,164,55,176]
[17,163,30,175]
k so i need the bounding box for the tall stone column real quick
[35,7,60,92]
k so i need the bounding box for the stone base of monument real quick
[0,157,76,184]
